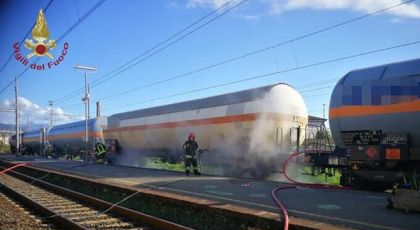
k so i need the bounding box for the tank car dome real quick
[262,84,308,118]
[329,58,420,148]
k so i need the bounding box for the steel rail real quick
[0,179,86,229]
[0,166,191,230]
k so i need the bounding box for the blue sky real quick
[1,0,420,126]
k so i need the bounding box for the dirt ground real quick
[0,193,51,229]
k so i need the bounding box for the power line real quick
[295,78,339,89]
[0,0,106,96]
[59,77,338,109]
[56,0,106,43]
[0,0,54,75]
[300,84,337,93]
[91,0,248,87]
[56,0,416,106]
[101,40,420,114]
[303,93,331,98]
[54,0,248,104]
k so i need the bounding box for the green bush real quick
[0,142,11,153]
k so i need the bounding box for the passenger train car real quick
[325,58,420,188]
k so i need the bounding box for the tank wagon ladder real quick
[303,123,348,180]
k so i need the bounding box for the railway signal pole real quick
[74,65,96,161]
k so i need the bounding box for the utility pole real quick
[49,100,54,127]
[74,65,96,161]
[96,101,101,117]
[323,103,325,120]
[26,114,30,131]
[87,85,90,120]
[15,76,20,155]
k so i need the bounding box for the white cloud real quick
[0,97,83,127]
[390,17,405,23]
[187,0,235,9]
[187,0,420,21]
[237,14,261,21]
[270,0,420,18]
[2,99,11,108]
[187,0,260,20]
[167,1,180,8]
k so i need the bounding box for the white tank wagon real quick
[21,128,47,154]
[104,83,308,177]
[48,118,107,156]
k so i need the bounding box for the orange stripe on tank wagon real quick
[48,131,103,141]
[104,113,296,133]
[105,113,258,133]
[329,100,420,118]
[22,138,40,143]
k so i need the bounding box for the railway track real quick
[0,169,190,230]
[0,192,56,229]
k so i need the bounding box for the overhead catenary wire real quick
[0,0,106,96]
[54,0,248,104]
[56,0,106,43]
[59,78,337,110]
[90,77,339,103]
[299,84,337,93]
[99,40,420,114]
[294,78,339,89]
[60,77,338,109]
[53,0,416,105]
[303,92,331,98]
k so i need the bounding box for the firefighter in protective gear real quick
[95,142,107,164]
[183,133,200,176]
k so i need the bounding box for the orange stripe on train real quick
[329,100,420,118]
[104,113,300,133]
[105,113,258,133]
[48,131,103,140]
[23,131,103,143]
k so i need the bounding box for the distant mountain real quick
[0,123,14,130]
[0,123,46,131]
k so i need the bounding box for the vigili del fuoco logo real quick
[13,9,69,71]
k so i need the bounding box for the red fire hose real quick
[271,151,350,230]
[0,163,26,174]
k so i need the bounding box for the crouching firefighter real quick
[95,142,107,164]
[183,133,201,176]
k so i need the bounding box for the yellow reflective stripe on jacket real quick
[185,155,193,159]
[96,144,106,154]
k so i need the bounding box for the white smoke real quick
[110,85,310,179]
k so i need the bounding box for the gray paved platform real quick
[1,155,419,230]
